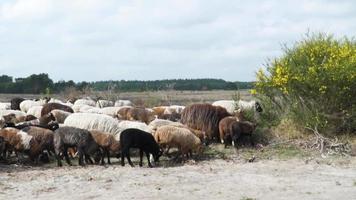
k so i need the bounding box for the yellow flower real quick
[250,89,257,95]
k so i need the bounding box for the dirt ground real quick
[1,156,355,200]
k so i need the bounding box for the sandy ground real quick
[1,157,355,200]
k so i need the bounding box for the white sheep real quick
[99,107,123,117]
[148,118,185,132]
[96,100,114,108]
[212,100,263,114]
[64,113,122,137]
[0,102,11,110]
[51,109,72,123]
[26,106,43,118]
[164,105,185,115]
[0,110,26,118]
[117,120,153,135]
[74,99,96,107]
[20,99,47,113]
[114,100,133,107]
[154,125,202,158]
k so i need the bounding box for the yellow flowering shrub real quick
[255,33,356,134]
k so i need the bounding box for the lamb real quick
[114,100,133,107]
[27,106,43,118]
[50,109,72,123]
[96,100,114,108]
[20,99,48,113]
[10,97,25,110]
[54,126,102,166]
[154,125,202,159]
[0,102,11,110]
[64,113,122,137]
[152,106,168,118]
[120,128,162,167]
[90,130,120,164]
[21,126,55,163]
[41,103,74,116]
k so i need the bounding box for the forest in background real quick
[0,74,253,94]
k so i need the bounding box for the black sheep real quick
[10,97,25,110]
[120,128,162,167]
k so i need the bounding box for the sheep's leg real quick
[145,152,153,168]
[78,149,85,166]
[139,149,143,167]
[63,149,72,166]
[56,153,62,167]
[121,150,125,166]
[106,149,110,165]
[85,155,93,164]
[126,152,134,167]
[189,150,193,158]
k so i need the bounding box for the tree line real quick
[0,73,254,94]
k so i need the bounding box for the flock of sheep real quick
[0,96,262,167]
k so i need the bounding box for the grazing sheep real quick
[99,106,122,117]
[85,107,102,114]
[64,113,122,137]
[213,100,263,114]
[0,102,11,110]
[0,110,26,118]
[219,116,256,147]
[148,119,185,132]
[164,105,185,115]
[79,105,97,113]
[74,99,96,107]
[41,103,74,116]
[51,109,72,123]
[90,130,120,164]
[10,97,25,110]
[54,126,101,166]
[114,100,133,107]
[118,107,156,124]
[0,128,35,161]
[120,128,162,167]
[21,126,55,163]
[155,125,202,159]
[158,112,181,122]
[96,100,114,108]
[20,99,48,113]
[27,106,43,118]
[180,104,231,142]
[152,106,168,118]
[118,120,153,136]
[4,121,59,132]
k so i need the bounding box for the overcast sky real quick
[0,0,355,82]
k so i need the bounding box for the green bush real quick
[255,33,356,135]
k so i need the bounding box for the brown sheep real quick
[118,107,156,124]
[180,103,231,142]
[0,128,36,162]
[41,103,74,117]
[155,125,202,159]
[90,130,120,164]
[21,126,55,163]
[219,117,256,147]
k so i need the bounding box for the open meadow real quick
[0,90,355,200]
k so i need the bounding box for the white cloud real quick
[0,0,355,82]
